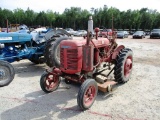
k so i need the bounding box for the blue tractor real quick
[0,29,71,87]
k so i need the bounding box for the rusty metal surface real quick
[98,80,117,92]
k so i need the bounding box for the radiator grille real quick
[60,48,78,70]
[67,49,78,70]
[60,48,64,68]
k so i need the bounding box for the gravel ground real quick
[0,36,160,120]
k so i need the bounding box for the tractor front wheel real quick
[0,60,15,87]
[40,72,60,93]
[114,48,133,83]
[77,79,98,110]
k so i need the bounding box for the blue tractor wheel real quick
[0,60,15,87]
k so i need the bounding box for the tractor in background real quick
[0,28,71,87]
[40,16,133,110]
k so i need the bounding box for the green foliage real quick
[0,6,160,30]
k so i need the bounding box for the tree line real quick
[0,6,160,31]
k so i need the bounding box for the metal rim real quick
[124,56,133,78]
[83,85,96,107]
[0,66,9,81]
[44,74,59,91]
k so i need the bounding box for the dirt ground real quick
[0,36,160,120]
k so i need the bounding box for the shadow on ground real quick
[1,81,80,120]
[12,60,47,78]
[1,79,124,120]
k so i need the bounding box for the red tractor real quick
[40,18,133,110]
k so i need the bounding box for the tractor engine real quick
[60,38,110,74]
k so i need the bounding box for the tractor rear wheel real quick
[44,39,56,67]
[29,55,44,64]
[40,72,60,93]
[44,37,70,67]
[77,79,98,110]
[0,60,15,87]
[114,48,133,83]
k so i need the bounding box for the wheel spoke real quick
[89,94,94,99]
[84,95,90,103]
[88,87,92,94]
[46,80,55,90]
[44,74,57,90]
[84,86,95,104]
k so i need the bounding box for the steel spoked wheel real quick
[77,79,98,110]
[0,60,15,87]
[40,72,60,93]
[114,48,133,83]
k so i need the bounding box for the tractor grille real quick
[60,48,78,70]
[60,48,64,68]
[67,49,78,70]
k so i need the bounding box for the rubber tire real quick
[47,36,70,67]
[29,56,44,64]
[77,79,98,110]
[114,48,133,83]
[40,72,60,93]
[0,60,15,87]
[44,38,56,67]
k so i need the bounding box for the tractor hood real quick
[0,32,32,43]
[60,38,110,48]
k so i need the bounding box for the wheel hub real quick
[45,75,58,90]
[84,86,95,106]
[0,68,6,80]
[124,58,132,78]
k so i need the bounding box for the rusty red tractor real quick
[40,17,133,110]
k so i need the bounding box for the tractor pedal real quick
[95,75,108,84]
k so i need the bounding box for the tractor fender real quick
[46,67,62,76]
[112,45,125,60]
